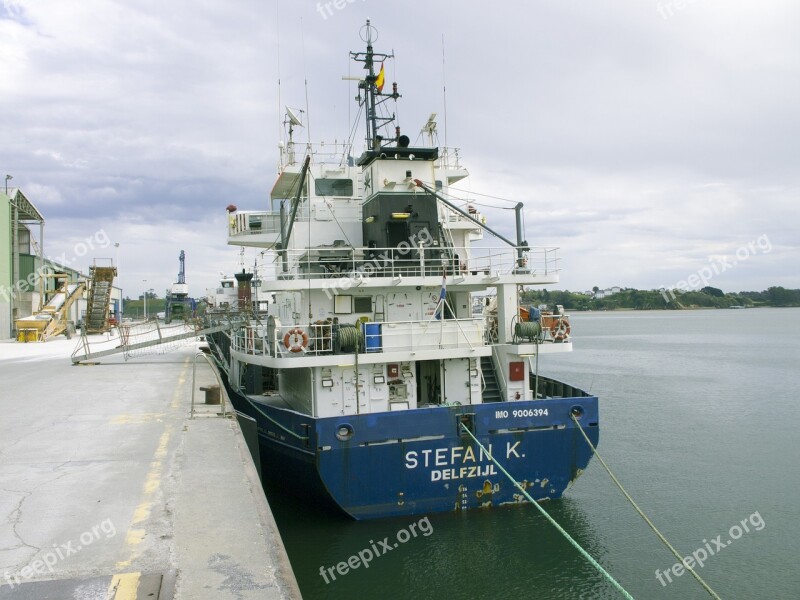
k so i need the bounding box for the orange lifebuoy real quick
[551,319,571,342]
[283,328,309,353]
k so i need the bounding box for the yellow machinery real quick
[15,275,86,342]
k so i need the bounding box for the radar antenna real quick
[422,113,438,146]
[350,20,401,150]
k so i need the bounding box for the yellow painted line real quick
[125,529,146,546]
[114,433,167,569]
[110,356,189,425]
[109,413,166,425]
[131,503,151,525]
[115,361,190,571]
[107,572,141,599]
[171,362,189,409]
[154,429,171,459]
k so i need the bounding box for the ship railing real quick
[442,209,484,226]
[229,211,283,237]
[231,317,487,358]
[437,146,463,170]
[254,245,559,281]
[228,204,364,238]
[279,142,354,169]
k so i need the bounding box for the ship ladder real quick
[569,413,723,600]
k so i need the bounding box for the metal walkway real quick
[71,321,229,364]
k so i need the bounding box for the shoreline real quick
[567,305,798,312]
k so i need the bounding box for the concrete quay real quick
[0,337,301,599]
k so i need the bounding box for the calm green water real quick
[263,308,800,599]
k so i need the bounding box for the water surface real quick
[264,308,800,599]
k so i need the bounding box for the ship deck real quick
[0,339,300,600]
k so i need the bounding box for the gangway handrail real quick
[71,324,229,364]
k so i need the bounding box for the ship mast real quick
[351,20,400,150]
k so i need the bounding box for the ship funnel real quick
[234,270,254,310]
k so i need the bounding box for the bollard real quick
[199,385,221,405]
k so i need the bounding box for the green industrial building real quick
[2,184,122,340]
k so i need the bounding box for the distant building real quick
[592,286,622,300]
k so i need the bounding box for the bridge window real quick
[315,178,354,196]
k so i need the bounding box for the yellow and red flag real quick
[375,63,385,93]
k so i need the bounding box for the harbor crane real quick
[164,250,196,324]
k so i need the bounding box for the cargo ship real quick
[204,21,598,520]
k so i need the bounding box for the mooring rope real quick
[513,320,542,343]
[569,413,723,600]
[206,346,309,441]
[459,424,636,599]
[337,324,363,353]
[244,398,309,441]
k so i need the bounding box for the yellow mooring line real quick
[569,413,723,600]
[459,423,636,599]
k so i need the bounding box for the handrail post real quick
[191,351,200,419]
[492,345,507,401]
[193,350,229,419]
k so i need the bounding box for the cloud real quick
[1,0,798,297]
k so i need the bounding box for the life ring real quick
[551,319,570,342]
[283,328,309,353]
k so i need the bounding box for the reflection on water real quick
[264,475,613,600]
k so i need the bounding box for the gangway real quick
[71,320,229,364]
[15,276,86,342]
[85,262,117,333]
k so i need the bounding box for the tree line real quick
[520,286,800,310]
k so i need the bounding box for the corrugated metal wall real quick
[0,301,10,339]
[17,254,83,293]
[18,254,38,292]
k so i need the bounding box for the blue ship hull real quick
[223,377,599,520]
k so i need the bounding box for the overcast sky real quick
[2,0,798,299]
